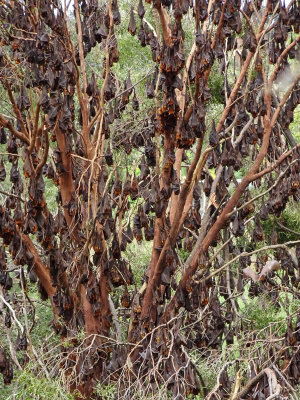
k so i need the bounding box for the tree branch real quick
[0,114,30,145]
[234,368,281,400]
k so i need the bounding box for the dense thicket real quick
[0,0,300,399]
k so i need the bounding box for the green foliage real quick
[124,240,152,288]
[240,293,286,331]
[7,366,75,400]
[208,63,225,105]
[178,248,190,263]
[0,380,13,400]
[261,200,300,243]
[278,201,300,241]
[290,104,300,143]
[43,177,59,214]
[0,279,59,400]
[27,283,58,348]
[95,382,116,400]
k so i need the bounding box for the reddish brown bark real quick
[156,5,172,45]
[0,114,30,145]
[55,128,102,338]
[161,90,276,320]
[55,126,77,232]
[19,232,56,298]
[140,136,204,320]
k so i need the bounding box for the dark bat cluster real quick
[0,346,13,385]
[0,0,300,397]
